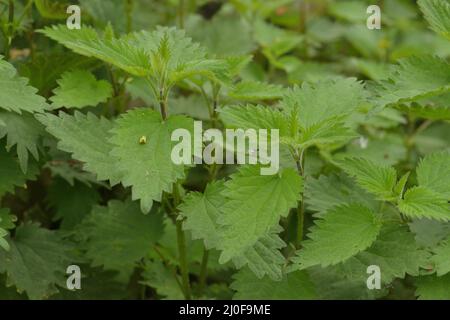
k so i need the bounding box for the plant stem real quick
[299,0,308,34]
[172,182,191,299]
[176,218,191,299]
[125,0,134,33]
[295,148,307,248]
[189,0,197,11]
[179,0,186,29]
[156,87,189,298]
[4,0,14,60]
[159,89,168,120]
[296,198,305,247]
[153,245,184,295]
[198,249,209,295]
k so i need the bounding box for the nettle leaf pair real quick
[292,152,450,268]
[40,24,228,99]
[37,25,227,214]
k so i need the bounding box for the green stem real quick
[297,199,305,247]
[17,0,33,25]
[4,0,13,60]
[176,218,191,299]
[178,0,186,29]
[295,148,307,248]
[172,183,191,299]
[189,0,197,10]
[125,0,133,33]
[413,120,433,138]
[198,249,209,295]
[107,66,120,96]
[159,89,168,120]
[404,115,417,170]
[299,0,308,34]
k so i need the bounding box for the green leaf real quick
[53,267,126,300]
[0,147,38,197]
[305,173,378,217]
[141,260,184,300]
[0,209,15,251]
[416,151,450,198]
[398,186,450,221]
[296,117,357,149]
[418,0,450,40]
[128,26,228,87]
[415,273,450,300]
[44,161,107,188]
[0,56,49,114]
[291,203,382,270]
[431,236,450,276]
[78,200,164,275]
[219,104,289,136]
[336,133,408,166]
[19,52,99,97]
[50,70,113,109]
[282,78,365,129]
[337,224,430,285]
[78,0,128,33]
[0,223,72,300]
[409,218,450,248]
[228,81,286,102]
[35,0,69,19]
[47,179,100,229]
[39,25,152,77]
[0,111,45,173]
[169,94,210,120]
[308,264,386,300]
[0,209,15,230]
[253,19,303,58]
[187,15,255,56]
[179,181,224,250]
[339,157,398,200]
[36,111,121,185]
[110,108,193,213]
[0,230,9,251]
[375,55,450,107]
[328,0,368,23]
[218,166,302,263]
[180,180,287,280]
[232,227,287,281]
[231,269,316,300]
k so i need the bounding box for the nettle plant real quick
[0,0,449,300]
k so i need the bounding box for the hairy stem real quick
[299,0,308,34]
[189,0,197,9]
[125,0,134,33]
[4,0,14,60]
[153,245,184,295]
[173,182,191,299]
[179,0,186,29]
[159,89,168,120]
[198,249,209,295]
[295,148,307,248]
[176,219,191,299]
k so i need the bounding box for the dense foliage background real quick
[0,0,449,300]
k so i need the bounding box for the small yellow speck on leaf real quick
[139,136,147,144]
